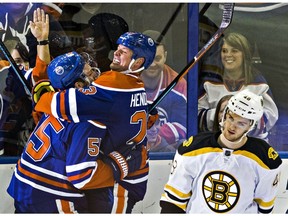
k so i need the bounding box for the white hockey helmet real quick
[227,89,264,122]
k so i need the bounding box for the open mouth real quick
[112,58,120,64]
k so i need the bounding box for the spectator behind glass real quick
[146,111,175,152]
[141,30,187,152]
[77,13,129,72]
[58,4,84,50]
[6,39,30,70]
[198,32,278,141]
[0,3,72,68]
[212,94,233,132]
[198,15,223,87]
[0,39,34,156]
[41,3,64,21]
[0,3,40,46]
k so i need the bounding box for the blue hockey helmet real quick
[117,32,156,70]
[47,51,85,89]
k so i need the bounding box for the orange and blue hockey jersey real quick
[35,70,149,155]
[7,113,114,213]
[32,70,150,212]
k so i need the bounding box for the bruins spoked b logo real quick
[202,171,240,213]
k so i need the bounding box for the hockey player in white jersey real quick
[160,89,282,213]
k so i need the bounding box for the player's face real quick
[142,45,167,79]
[221,42,243,74]
[110,44,133,72]
[83,64,100,83]
[75,64,101,89]
[222,111,251,142]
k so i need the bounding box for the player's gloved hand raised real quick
[32,79,55,107]
[102,144,146,182]
[148,104,159,129]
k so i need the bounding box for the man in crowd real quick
[141,30,187,152]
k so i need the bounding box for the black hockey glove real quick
[102,144,144,182]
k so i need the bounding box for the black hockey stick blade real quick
[0,39,32,97]
[148,3,234,113]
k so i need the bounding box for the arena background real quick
[1,3,288,213]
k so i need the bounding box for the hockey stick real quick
[199,3,212,17]
[148,3,235,113]
[156,3,185,44]
[156,3,211,44]
[0,39,32,96]
[0,94,3,121]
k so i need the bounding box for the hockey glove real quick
[147,105,159,129]
[32,79,55,106]
[102,144,145,182]
[103,151,129,182]
[120,144,146,173]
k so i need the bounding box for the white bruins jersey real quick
[160,132,282,213]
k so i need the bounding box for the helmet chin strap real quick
[121,59,144,74]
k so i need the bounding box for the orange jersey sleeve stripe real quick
[115,185,127,213]
[59,91,69,120]
[56,200,77,213]
[67,168,93,182]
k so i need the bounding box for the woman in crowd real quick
[198,32,278,141]
[212,95,233,132]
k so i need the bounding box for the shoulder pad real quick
[178,132,214,155]
[242,137,282,169]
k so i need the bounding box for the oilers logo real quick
[202,171,240,213]
[54,66,64,75]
